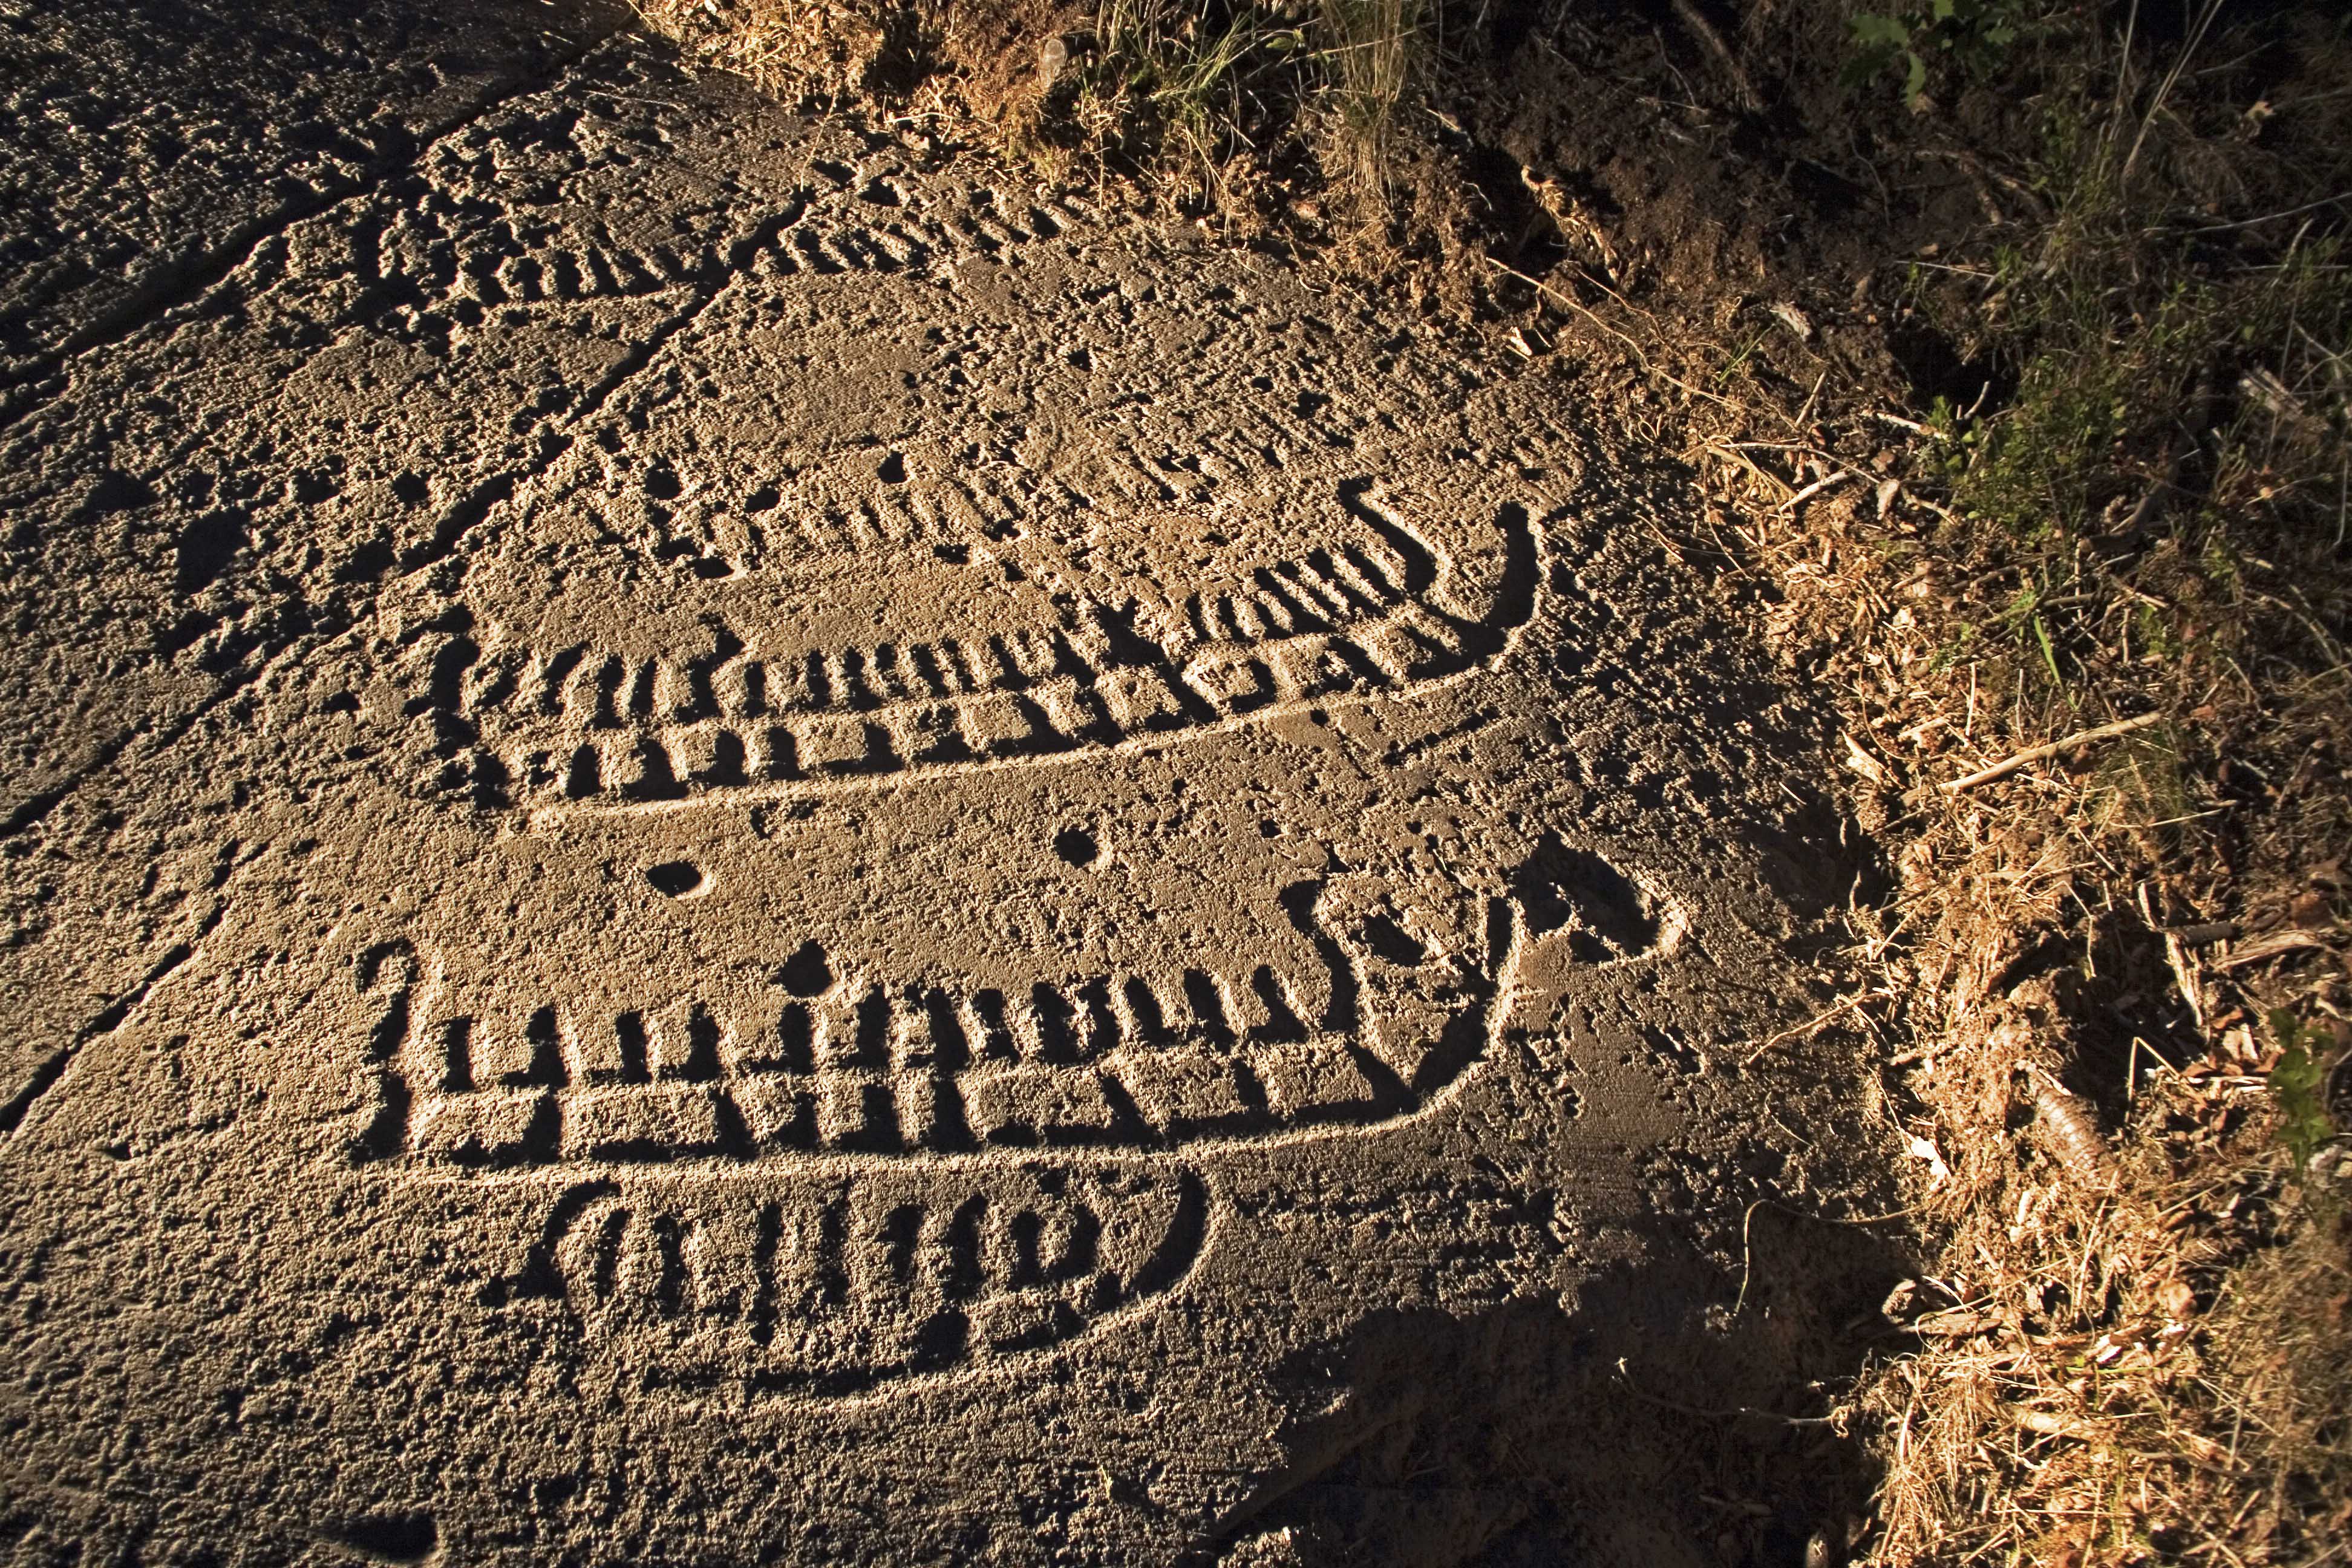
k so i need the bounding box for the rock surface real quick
[1,5,1872,1563]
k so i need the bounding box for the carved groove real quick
[446,503,1539,816]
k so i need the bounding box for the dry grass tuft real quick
[628,0,892,101]
[1307,0,1424,197]
[1689,383,2352,1560]
[1851,997,2351,1564]
[1673,221,2352,1557]
[629,1,1437,227]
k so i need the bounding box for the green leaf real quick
[1849,13,1912,47]
[1841,36,1906,91]
[2270,1008,2337,1183]
[2032,613,2062,685]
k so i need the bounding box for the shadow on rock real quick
[1196,1227,1910,1568]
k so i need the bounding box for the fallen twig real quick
[2215,927,2336,971]
[1780,469,1857,514]
[1611,1357,1839,1426]
[2166,927,2209,1033]
[1941,711,2166,792]
[1742,991,1872,1063]
[2010,1406,2097,1440]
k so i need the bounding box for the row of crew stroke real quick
[370,965,1412,1163]
[399,1039,1394,1165]
[532,1172,1206,1390]
[494,621,1475,802]
[388,961,1346,1094]
[457,542,1428,733]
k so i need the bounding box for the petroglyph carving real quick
[507,1163,1207,1399]
[359,63,1099,352]
[431,495,1540,815]
[353,871,1524,1170]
